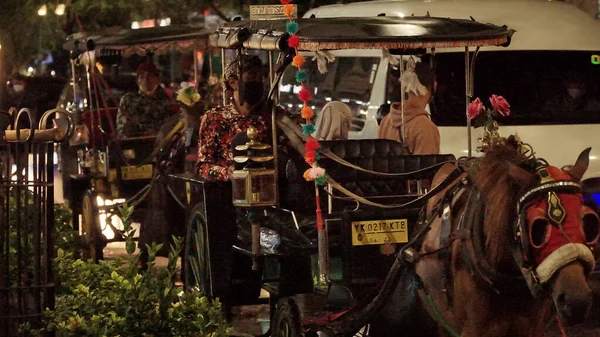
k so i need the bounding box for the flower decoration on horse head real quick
[176,83,201,107]
[468,94,511,152]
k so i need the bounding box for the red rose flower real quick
[467,97,483,121]
[489,94,511,117]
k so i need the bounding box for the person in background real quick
[6,73,37,125]
[5,73,38,176]
[377,60,440,155]
[314,101,353,141]
[542,71,600,121]
[116,61,172,138]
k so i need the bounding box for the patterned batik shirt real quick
[116,87,172,138]
[196,104,270,181]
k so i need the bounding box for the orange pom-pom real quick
[292,55,305,68]
[301,106,314,119]
[305,138,320,152]
[283,4,295,17]
[303,168,314,181]
[304,151,317,165]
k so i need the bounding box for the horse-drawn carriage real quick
[150,7,599,337]
[57,4,600,336]
[59,24,213,261]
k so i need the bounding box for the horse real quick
[371,136,598,337]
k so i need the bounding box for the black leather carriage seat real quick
[281,139,455,215]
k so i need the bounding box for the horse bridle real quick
[511,166,583,298]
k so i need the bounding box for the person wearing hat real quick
[196,54,271,181]
[116,61,172,138]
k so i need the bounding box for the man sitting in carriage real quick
[116,61,172,138]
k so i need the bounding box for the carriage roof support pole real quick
[208,46,214,76]
[193,47,199,86]
[464,47,472,157]
[84,55,96,149]
[464,47,480,157]
[70,59,78,107]
[269,50,279,207]
[221,48,227,106]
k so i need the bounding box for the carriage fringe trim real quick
[298,37,508,51]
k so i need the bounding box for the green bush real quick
[25,203,231,337]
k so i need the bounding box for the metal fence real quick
[0,108,72,337]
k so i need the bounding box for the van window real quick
[385,51,600,126]
[280,56,379,132]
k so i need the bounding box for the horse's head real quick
[509,148,598,325]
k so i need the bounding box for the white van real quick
[278,0,600,183]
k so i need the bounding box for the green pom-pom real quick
[302,123,315,135]
[315,175,327,186]
[286,21,299,34]
[295,70,307,83]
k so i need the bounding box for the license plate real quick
[351,219,408,246]
[121,164,153,180]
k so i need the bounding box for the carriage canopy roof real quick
[210,16,514,51]
[64,25,212,57]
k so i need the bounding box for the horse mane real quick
[471,139,537,269]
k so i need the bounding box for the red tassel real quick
[305,138,320,152]
[280,0,293,3]
[304,151,317,164]
[298,87,312,102]
[288,35,300,48]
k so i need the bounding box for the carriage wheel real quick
[81,190,105,262]
[271,298,304,337]
[184,204,211,295]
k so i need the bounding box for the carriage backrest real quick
[318,139,455,197]
[282,139,455,214]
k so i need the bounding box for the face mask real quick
[139,82,158,96]
[242,82,264,106]
[13,85,24,93]
[567,87,582,98]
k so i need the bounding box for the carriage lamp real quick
[231,126,277,207]
[231,126,277,270]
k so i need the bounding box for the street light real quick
[38,3,65,16]
[38,4,47,16]
[55,4,65,16]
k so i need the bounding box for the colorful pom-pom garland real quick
[280,0,327,186]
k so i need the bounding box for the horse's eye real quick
[582,207,600,245]
[529,218,550,248]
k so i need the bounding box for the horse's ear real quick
[508,162,537,187]
[567,147,591,182]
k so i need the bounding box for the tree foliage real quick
[0,0,368,75]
